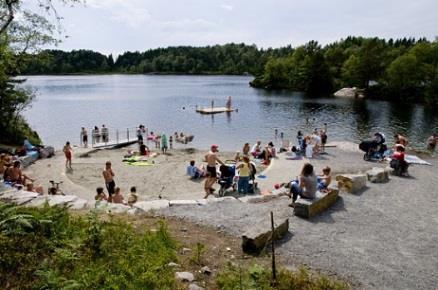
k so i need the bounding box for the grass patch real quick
[0,203,177,289]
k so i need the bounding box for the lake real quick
[21,75,438,151]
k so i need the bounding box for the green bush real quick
[216,262,348,290]
[0,203,177,289]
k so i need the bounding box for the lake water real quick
[22,75,438,151]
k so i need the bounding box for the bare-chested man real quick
[4,161,32,185]
[204,145,225,198]
[103,161,115,202]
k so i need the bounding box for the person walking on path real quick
[63,141,73,170]
[80,127,88,147]
[204,144,225,198]
[103,161,115,202]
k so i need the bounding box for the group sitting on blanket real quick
[250,141,276,165]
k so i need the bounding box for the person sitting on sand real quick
[128,186,138,206]
[204,145,225,198]
[427,134,437,151]
[26,181,44,195]
[187,160,205,179]
[242,143,250,156]
[251,141,262,158]
[268,142,277,158]
[259,145,272,165]
[112,187,125,204]
[95,187,108,203]
[4,161,33,185]
[139,142,149,156]
[317,166,332,192]
[390,144,409,176]
[288,163,317,207]
[0,153,12,175]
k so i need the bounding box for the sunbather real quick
[4,161,33,185]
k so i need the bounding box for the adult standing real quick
[288,163,317,207]
[226,96,232,110]
[237,155,251,194]
[204,145,225,198]
[427,133,437,151]
[137,125,144,142]
[242,143,250,156]
[101,124,109,143]
[92,126,100,144]
[161,134,168,155]
[103,161,115,202]
[63,141,73,170]
[80,127,88,147]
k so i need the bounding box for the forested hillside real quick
[20,37,438,105]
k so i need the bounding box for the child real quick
[95,187,108,201]
[317,166,331,192]
[63,141,72,169]
[112,187,125,204]
[128,186,138,206]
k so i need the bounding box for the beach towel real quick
[129,161,154,166]
[257,174,267,179]
[404,154,431,165]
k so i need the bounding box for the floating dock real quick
[196,107,234,114]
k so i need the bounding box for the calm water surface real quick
[21,75,438,151]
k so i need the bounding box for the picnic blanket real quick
[123,156,155,166]
[404,154,431,165]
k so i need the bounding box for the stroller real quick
[218,164,237,196]
[359,133,387,161]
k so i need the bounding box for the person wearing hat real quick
[204,144,225,198]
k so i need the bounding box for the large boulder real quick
[0,190,38,205]
[335,174,367,193]
[366,167,390,183]
[134,200,170,213]
[241,218,289,254]
[169,200,200,206]
[175,271,195,282]
[294,189,339,218]
[47,195,78,207]
[68,198,89,210]
[106,203,131,213]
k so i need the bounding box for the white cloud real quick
[220,4,233,11]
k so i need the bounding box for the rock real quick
[107,203,131,213]
[168,262,180,267]
[169,200,199,206]
[334,87,364,98]
[335,174,367,193]
[226,247,231,252]
[127,207,142,215]
[175,271,195,282]
[68,198,88,210]
[206,196,237,203]
[294,190,339,218]
[188,283,205,290]
[200,266,211,275]
[134,200,169,212]
[241,218,289,254]
[238,194,280,203]
[47,195,78,207]
[181,247,192,254]
[366,167,390,183]
[0,190,38,205]
[26,196,49,207]
[195,199,207,206]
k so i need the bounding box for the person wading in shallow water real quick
[204,145,225,198]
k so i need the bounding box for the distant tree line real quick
[20,37,438,106]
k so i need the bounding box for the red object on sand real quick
[274,184,280,189]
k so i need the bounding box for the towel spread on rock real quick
[404,154,431,165]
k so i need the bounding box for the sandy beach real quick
[21,141,438,289]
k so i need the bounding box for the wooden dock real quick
[196,107,234,114]
[92,140,138,149]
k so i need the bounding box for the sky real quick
[27,0,438,56]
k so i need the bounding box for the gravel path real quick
[160,145,438,289]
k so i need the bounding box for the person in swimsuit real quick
[81,127,88,147]
[4,161,33,185]
[63,141,72,170]
[103,161,115,202]
[204,144,225,198]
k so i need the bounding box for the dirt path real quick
[159,146,438,289]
